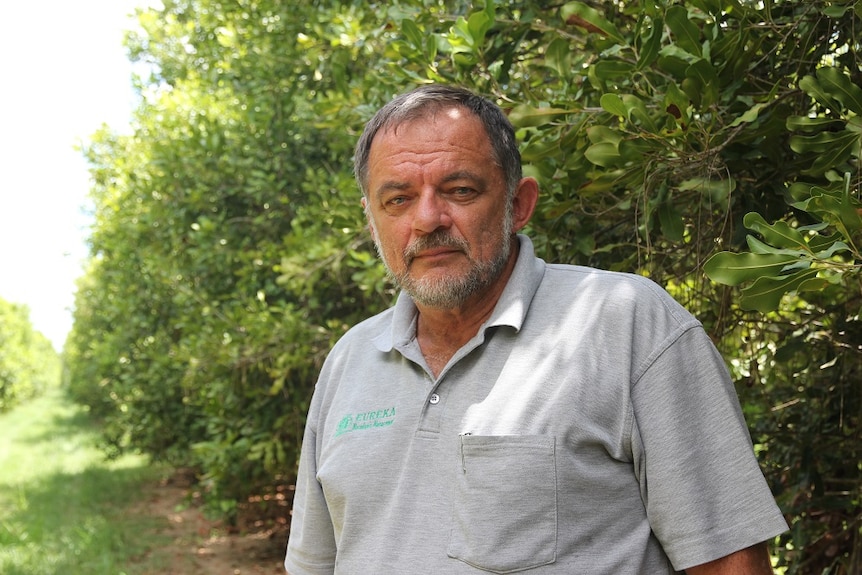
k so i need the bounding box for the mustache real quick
[404,231,469,265]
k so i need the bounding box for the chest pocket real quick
[447,435,557,573]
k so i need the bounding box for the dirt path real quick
[132,472,290,575]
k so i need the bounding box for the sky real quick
[0,1,154,350]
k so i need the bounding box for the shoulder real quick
[543,262,668,296]
[538,263,698,328]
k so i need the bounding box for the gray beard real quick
[392,233,512,309]
[375,220,514,309]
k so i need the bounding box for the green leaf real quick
[587,125,624,145]
[786,115,844,132]
[799,75,840,111]
[507,105,571,128]
[663,82,690,124]
[685,59,719,107]
[666,5,702,57]
[585,142,622,167]
[578,174,619,196]
[658,202,685,241]
[452,16,474,46]
[658,44,699,64]
[739,268,819,312]
[619,138,657,162]
[796,129,861,154]
[658,53,694,79]
[792,130,862,175]
[425,33,438,61]
[689,0,724,15]
[703,251,801,286]
[600,93,628,118]
[467,6,494,46]
[521,137,561,162]
[796,276,833,293]
[594,60,635,79]
[805,192,862,235]
[561,1,625,43]
[622,94,657,131]
[401,19,424,50]
[545,37,573,76]
[572,233,596,256]
[821,5,848,17]
[636,17,663,70]
[745,235,803,257]
[807,231,844,251]
[816,67,862,115]
[743,212,808,250]
[813,241,851,259]
[729,103,768,127]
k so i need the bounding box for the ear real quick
[361,196,377,242]
[511,177,539,233]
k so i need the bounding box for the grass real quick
[0,388,171,575]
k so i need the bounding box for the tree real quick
[67,0,391,514]
[0,297,61,411]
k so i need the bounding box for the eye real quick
[448,186,478,201]
[381,194,411,214]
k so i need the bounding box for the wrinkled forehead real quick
[368,108,496,174]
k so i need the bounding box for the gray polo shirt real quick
[285,235,787,575]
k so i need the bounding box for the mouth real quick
[405,235,468,267]
[415,247,460,258]
[408,248,463,268]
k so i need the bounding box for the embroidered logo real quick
[335,407,396,436]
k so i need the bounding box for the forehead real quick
[368,107,495,174]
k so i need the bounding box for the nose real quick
[413,190,452,234]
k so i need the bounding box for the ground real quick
[132,470,291,575]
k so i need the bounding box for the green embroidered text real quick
[335,407,396,436]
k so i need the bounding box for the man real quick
[285,84,787,574]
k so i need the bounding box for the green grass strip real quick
[0,388,169,575]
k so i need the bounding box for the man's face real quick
[363,107,514,310]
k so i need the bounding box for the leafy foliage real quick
[66,0,860,570]
[0,297,60,411]
[67,0,391,514]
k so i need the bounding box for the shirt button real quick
[429,393,440,405]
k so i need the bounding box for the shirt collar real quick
[371,234,545,353]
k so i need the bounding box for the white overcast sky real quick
[0,1,156,350]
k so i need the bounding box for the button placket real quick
[416,373,447,436]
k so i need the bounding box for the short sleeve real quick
[285,392,337,575]
[631,326,788,570]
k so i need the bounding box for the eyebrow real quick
[441,170,487,188]
[374,170,488,197]
[374,180,410,198]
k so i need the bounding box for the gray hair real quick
[353,84,522,198]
